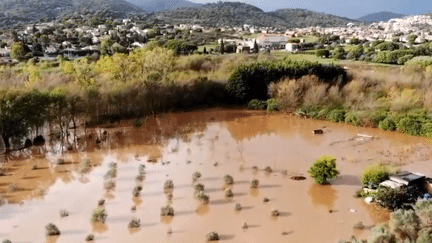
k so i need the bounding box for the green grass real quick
[299,35,319,43]
[271,51,340,64]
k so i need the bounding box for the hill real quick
[145,2,360,28]
[358,11,406,22]
[0,0,144,28]
[127,0,200,12]
[269,8,361,28]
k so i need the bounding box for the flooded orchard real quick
[1,109,432,243]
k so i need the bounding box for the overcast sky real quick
[188,0,432,18]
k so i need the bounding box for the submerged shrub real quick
[45,223,61,236]
[397,117,422,136]
[271,209,280,216]
[133,185,143,197]
[361,164,389,187]
[345,112,361,126]
[104,168,117,179]
[138,164,145,174]
[196,191,210,204]
[223,174,234,185]
[97,199,105,206]
[164,180,174,190]
[161,205,174,216]
[135,174,145,182]
[225,189,234,197]
[235,203,242,211]
[193,183,205,193]
[2,240,12,243]
[308,155,339,185]
[251,179,259,188]
[206,231,219,241]
[266,98,279,112]
[91,208,108,223]
[104,180,116,190]
[379,117,397,131]
[248,99,267,110]
[85,234,95,241]
[128,219,141,228]
[327,109,346,123]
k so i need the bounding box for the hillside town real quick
[1,14,432,64]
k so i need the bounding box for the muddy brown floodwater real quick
[1,108,432,243]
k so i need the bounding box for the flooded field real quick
[1,108,432,243]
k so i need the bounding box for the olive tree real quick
[308,155,339,184]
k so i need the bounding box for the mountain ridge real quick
[358,11,406,22]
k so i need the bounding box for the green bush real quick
[379,117,397,131]
[308,155,340,184]
[266,98,279,112]
[361,164,389,186]
[91,208,107,223]
[327,109,346,122]
[370,110,388,127]
[45,223,61,236]
[248,99,267,110]
[417,228,432,243]
[316,49,330,58]
[345,112,361,126]
[226,59,347,102]
[375,187,409,210]
[397,117,422,136]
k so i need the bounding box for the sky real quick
[188,0,432,19]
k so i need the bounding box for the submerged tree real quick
[308,155,339,184]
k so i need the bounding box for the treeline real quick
[0,47,349,151]
[227,59,348,102]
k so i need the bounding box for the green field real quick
[197,43,218,52]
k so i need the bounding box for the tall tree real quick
[220,39,225,55]
[253,40,259,53]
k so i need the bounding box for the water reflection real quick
[308,184,338,211]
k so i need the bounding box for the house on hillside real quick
[257,34,289,50]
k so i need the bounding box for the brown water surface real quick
[1,109,432,242]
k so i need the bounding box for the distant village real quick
[1,14,432,64]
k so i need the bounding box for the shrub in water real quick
[2,240,12,243]
[98,199,105,206]
[91,208,108,223]
[206,231,219,241]
[60,209,69,217]
[223,174,234,185]
[164,180,174,190]
[85,234,95,241]
[128,218,141,228]
[251,179,259,188]
[397,117,422,136]
[308,155,339,185]
[264,166,272,173]
[138,164,145,174]
[135,174,145,182]
[193,183,205,192]
[45,223,60,236]
[104,180,116,190]
[161,205,174,216]
[196,191,210,204]
[235,203,242,211]
[57,158,67,165]
[192,171,202,182]
[327,109,346,123]
[248,99,267,110]
[361,164,389,186]
[345,112,361,126]
[271,209,280,216]
[108,162,117,169]
[132,185,143,197]
[225,189,234,197]
[104,168,117,179]
[266,98,279,112]
[379,117,397,131]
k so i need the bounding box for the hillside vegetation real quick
[146,3,362,28]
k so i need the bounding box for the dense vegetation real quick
[0,0,144,28]
[226,59,348,102]
[341,200,432,242]
[147,3,362,28]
